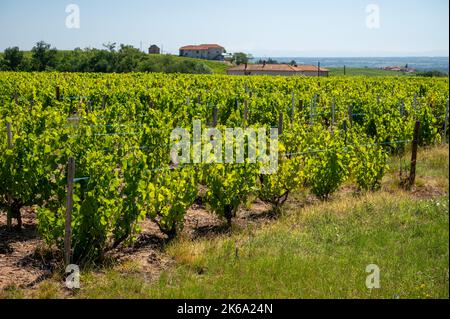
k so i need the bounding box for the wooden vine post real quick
[298,99,303,115]
[343,120,348,145]
[6,121,13,148]
[443,99,449,145]
[331,99,336,133]
[5,121,13,228]
[64,157,75,266]
[348,105,353,126]
[243,99,248,127]
[412,95,417,120]
[212,106,218,127]
[278,112,283,135]
[55,86,61,101]
[408,121,421,188]
[291,91,295,122]
[13,91,18,105]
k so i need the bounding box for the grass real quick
[328,67,413,77]
[187,58,230,74]
[2,145,448,299]
[70,193,448,299]
[383,144,449,192]
[143,54,230,74]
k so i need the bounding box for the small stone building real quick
[148,44,160,54]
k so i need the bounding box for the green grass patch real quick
[384,145,449,191]
[144,55,230,74]
[328,67,413,77]
[69,192,449,299]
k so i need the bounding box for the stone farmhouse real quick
[227,62,329,77]
[179,44,226,61]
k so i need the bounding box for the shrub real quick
[140,167,198,239]
[353,144,389,191]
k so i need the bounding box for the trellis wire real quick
[72,139,412,183]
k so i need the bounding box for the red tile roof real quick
[180,44,224,51]
[228,64,329,72]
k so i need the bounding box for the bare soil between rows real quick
[0,199,274,292]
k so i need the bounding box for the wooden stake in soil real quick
[443,99,449,145]
[101,95,107,109]
[6,121,13,148]
[212,106,218,127]
[65,157,75,266]
[278,112,283,135]
[243,100,248,127]
[343,120,348,145]
[298,99,303,115]
[348,105,353,126]
[5,121,13,229]
[56,86,61,101]
[331,99,336,131]
[291,92,295,122]
[409,121,421,187]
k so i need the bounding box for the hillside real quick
[2,50,444,77]
[328,67,413,77]
[146,54,230,74]
[0,48,230,74]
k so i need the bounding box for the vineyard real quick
[0,72,448,267]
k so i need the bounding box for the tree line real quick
[0,41,215,74]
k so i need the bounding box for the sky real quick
[0,0,448,57]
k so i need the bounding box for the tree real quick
[289,60,297,66]
[31,41,57,71]
[116,45,144,72]
[103,42,117,52]
[2,47,24,71]
[416,70,447,77]
[232,52,250,65]
[257,58,279,64]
